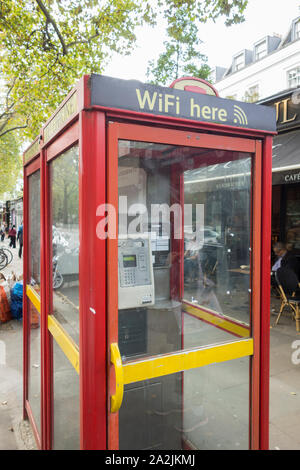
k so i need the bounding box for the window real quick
[287,67,300,88]
[233,53,244,72]
[254,40,267,60]
[244,85,259,103]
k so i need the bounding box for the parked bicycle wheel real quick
[0,251,8,270]
[0,248,13,265]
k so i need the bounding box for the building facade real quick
[213,16,300,260]
[213,16,300,102]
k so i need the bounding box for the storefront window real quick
[286,185,300,253]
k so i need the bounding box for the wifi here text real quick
[135,88,248,126]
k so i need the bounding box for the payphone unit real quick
[118,235,155,310]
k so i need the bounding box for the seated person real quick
[271,242,299,287]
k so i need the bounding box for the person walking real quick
[9,225,17,248]
[17,223,23,258]
[0,223,5,242]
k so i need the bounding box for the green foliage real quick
[147,5,211,85]
[147,0,248,85]
[52,146,79,226]
[0,0,156,141]
[0,0,156,197]
[0,129,22,198]
[0,0,248,140]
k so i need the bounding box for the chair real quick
[274,267,300,331]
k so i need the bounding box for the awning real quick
[272,130,300,185]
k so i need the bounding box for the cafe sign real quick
[272,168,300,185]
[272,89,300,131]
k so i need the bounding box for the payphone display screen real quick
[123,255,136,268]
[117,138,252,450]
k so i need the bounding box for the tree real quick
[0,0,155,142]
[146,5,211,85]
[0,130,22,198]
[147,0,248,85]
[0,0,248,141]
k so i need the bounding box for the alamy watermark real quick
[291,340,300,365]
[96,197,205,244]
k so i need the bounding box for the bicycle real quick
[0,247,13,265]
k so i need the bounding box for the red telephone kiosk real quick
[23,74,276,450]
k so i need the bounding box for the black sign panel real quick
[90,74,276,132]
[272,169,300,185]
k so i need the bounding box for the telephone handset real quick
[118,234,155,310]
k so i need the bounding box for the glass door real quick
[107,123,262,450]
[47,144,80,449]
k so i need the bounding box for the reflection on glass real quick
[28,171,40,291]
[183,358,249,450]
[117,140,252,450]
[28,171,41,433]
[28,301,41,435]
[183,156,251,334]
[119,358,249,450]
[53,340,80,450]
[117,141,252,362]
[50,145,79,344]
[286,186,300,253]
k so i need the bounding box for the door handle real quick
[110,343,124,413]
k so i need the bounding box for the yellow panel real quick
[48,315,80,374]
[123,339,253,385]
[182,301,250,338]
[26,284,41,313]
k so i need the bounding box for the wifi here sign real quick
[91,75,276,133]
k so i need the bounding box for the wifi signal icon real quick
[233,105,248,125]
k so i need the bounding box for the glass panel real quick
[52,339,80,449]
[28,300,41,435]
[117,141,252,363]
[27,170,41,434]
[50,145,79,345]
[119,357,250,450]
[183,155,251,334]
[117,139,252,450]
[28,171,41,292]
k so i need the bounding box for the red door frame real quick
[23,100,273,450]
[43,119,80,450]
[23,156,42,449]
[106,121,265,450]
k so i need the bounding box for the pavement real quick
[1,235,300,450]
[0,238,37,450]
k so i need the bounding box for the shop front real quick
[259,90,300,262]
[23,75,276,450]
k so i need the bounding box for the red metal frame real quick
[260,136,273,450]
[22,75,274,451]
[23,157,41,447]
[106,121,264,450]
[78,110,107,450]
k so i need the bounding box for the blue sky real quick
[104,0,300,82]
